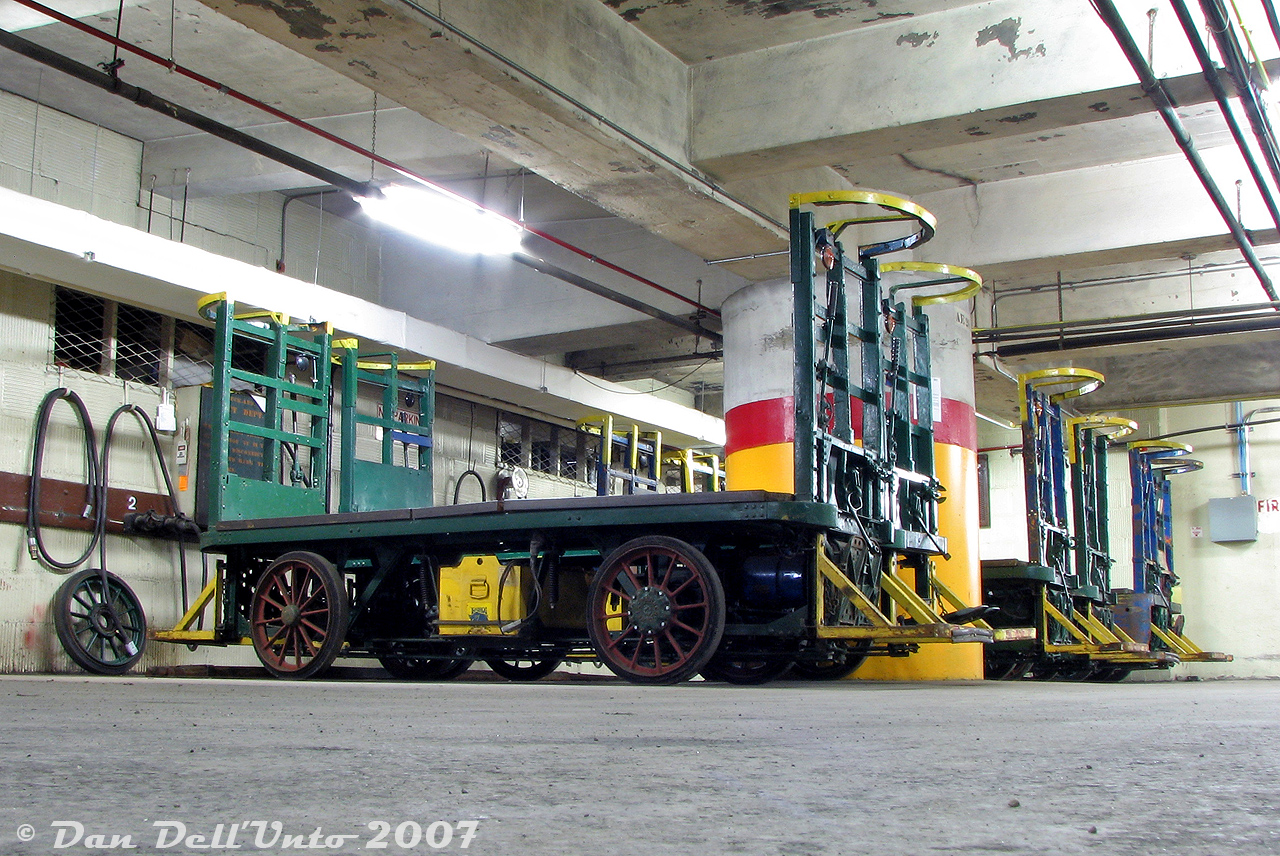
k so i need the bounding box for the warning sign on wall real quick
[1257,497,1279,535]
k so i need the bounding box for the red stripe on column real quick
[725,396,794,455]
[934,398,977,451]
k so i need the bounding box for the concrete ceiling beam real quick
[917,144,1280,287]
[689,1,1263,183]
[198,0,786,279]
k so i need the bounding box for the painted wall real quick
[0,270,258,673]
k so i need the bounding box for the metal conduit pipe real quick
[980,315,1280,357]
[1170,0,1280,234]
[975,300,1280,341]
[1239,405,1280,494]
[511,252,720,344]
[0,29,719,341]
[1264,0,1280,50]
[992,255,1280,300]
[1090,0,1280,304]
[10,0,722,321]
[0,28,372,198]
[1199,0,1280,198]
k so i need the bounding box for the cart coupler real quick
[815,536,993,645]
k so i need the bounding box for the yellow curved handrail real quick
[196,292,288,325]
[1128,440,1202,474]
[881,261,983,307]
[1127,439,1193,456]
[1019,367,1105,400]
[789,190,937,258]
[1068,415,1138,440]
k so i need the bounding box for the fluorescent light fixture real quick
[976,410,1019,430]
[356,184,524,256]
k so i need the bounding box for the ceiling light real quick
[356,184,524,256]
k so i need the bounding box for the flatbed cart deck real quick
[190,489,992,685]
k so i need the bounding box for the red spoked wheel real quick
[251,552,349,679]
[586,536,725,685]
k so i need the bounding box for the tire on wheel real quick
[485,654,564,681]
[700,648,792,685]
[53,568,147,676]
[380,655,474,681]
[587,535,725,685]
[790,640,871,681]
[251,551,349,680]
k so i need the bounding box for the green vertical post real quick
[912,307,934,479]
[209,299,234,525]
[340,347,359,514]
[860,258,883,466]
[829,259,852,445]
[263,321,284,484]
[380,354,397,465]
[791,206,817,503]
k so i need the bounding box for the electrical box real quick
[438,555,528,634]
[1208,496,1258,543]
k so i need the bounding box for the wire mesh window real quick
[560,432,580,481]
[496,412,595,484]
[172,320,216,388]
[529,422,555,475]
[498,416,525,469]
[53,287,106,373]
[115,303,165,384]
[53,286,173,386]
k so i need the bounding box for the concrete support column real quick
[860,304,982,680]
[721,278,795,493]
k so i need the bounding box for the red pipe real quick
[12,0,720,318]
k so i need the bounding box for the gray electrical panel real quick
[1208,496,1258,543]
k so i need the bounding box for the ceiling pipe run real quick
[1198,0,1280,200]
[9,0,721,321]
[1169,0,1280,235]
[0,28,372,198]
[1091,0,1280,304]
[978,315,1280,356]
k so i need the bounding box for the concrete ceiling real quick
[2,0,1280,419]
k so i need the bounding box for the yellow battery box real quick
[438,555,528,635]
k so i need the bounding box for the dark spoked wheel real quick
[587,535,725,685]
[985,651,1035,681]
[485,653,565,681]
[380,655,474,681]
[1090,666,1132,683]
[251,551,348,679]
[53,568,146,675]
[1028,663,1060,681]
[1057,661,1097,682]
[700,649,792,685]
[790,640,872,681]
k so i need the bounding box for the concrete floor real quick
[0,675,1277,856]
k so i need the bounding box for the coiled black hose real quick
[101,404,193,611]
[27,389,100,571]
[29,391,196,612]
[452,469,487,504]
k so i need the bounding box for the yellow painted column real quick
[856,439,983,680]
